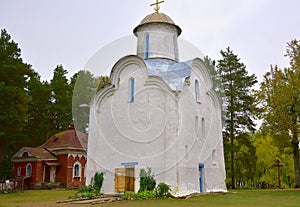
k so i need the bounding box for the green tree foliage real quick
[23,73,52,146]
[204,56,222,93]
[48,65,73,136]
[139,168,156,192]
[72,73,109,133]
[0,29,99,178]
[253,132,295,188]
[71,70,98,133]
[253,133,279,187]
[256,39,300,188]
[217,47,257,189]
[0,29,33,177]
[234,133,257,187]
[96,75,110,91]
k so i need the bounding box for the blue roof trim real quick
[144,59,192,91]
[121,162,139,166]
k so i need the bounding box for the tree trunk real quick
[0,136,2,159]
[231,135,235,189]
[230,110,235,189]
[230,78,235,190]
[292,135,300,188]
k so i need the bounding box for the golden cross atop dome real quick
[150,0,165,13]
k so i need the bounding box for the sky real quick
[1,0,300,83]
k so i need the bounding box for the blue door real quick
[199,164,204,192]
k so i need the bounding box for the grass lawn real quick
[0,190,75,207]
[0,189,299,207]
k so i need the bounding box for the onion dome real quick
[133,12,181,36]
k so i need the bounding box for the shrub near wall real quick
[69,172,105,200]
[139,168,156,192]
[90,172,104,195]
[123,168,171,200]
[155,183,171,198]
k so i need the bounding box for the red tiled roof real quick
[40,128,87,150]
[23,147,57,160]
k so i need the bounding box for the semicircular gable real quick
[110,55,147,87]
[207,88,222,116]
[192,58,213,90]
[93,55,147,106]
[11,147,34,159]
[144,75,173,93]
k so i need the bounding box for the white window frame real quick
[26,163,32,176]
[73,161,81,177]
[17,167,21,176]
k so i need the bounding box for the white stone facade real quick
[135,23,179,61]
[86,12,226,195]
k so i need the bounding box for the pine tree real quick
[0,29,33,177]
[23,73,52,146]
[217,47,257,189]
[204,56,221,92]
[48,65,73,137]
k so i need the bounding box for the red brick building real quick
[11,124,87,189]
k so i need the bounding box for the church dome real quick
[133,12,182,61]
[133,12,182,36]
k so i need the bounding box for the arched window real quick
[129,78,135,102]
[17,167,21,176]
[201,117,205,138]
[212,149,217,165]
[195,80,200,102]
[145,33,150,59]
[26,163,32,176]
[22,152,28,158]
[73,162,81,177]
[195,116,199,135]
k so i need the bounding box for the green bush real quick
[90,172,105,195]
[139,168,156,192]
[69,172,105,200]
[155,183,171,197]
[123,191,135,200]
[122,183,171,200]
[81,192,95,199]
[77,185,93,193]
[135,190,156,199]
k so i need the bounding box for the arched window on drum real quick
[195,79,200,103]
[128,78,135,102]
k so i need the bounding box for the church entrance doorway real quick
[199,163,204,192]
[44,165,50,182]
[114,166,135,193]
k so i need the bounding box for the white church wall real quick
[136,23,179,61]
[86,55,226,195]
[177,83,201,194]
[195,59,226,192]
[168,58,226,194]
[87,56,179,193]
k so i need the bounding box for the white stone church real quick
[86,6,227,195]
